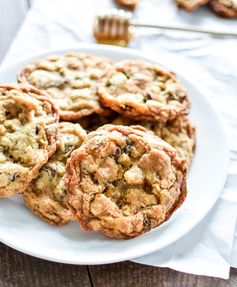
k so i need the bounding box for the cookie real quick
[115,0,139,9]
[65,124,187,239]
[175,0,210,11]
[113,115,196,167]
[24,122,87,226]
[98,60,190,123]
[210,0,237,18]
[18,53,113,121]
[0,84,59,198]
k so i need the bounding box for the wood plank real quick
[1,241,236,287]
[0,0,29,63]
[0,243,92,287]
[89,261,237,287]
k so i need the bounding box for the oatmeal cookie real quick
[0,84,59,198]
[115,0,139,9]
[24,122,87,225]
[175,0,210,11]
[210,0,237,17]
[66,124,187,239]
[113,115,196,167]
[98,60,190,123]
[18,53,113,121]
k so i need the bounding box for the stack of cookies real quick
[0,53,196,239]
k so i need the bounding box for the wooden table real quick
[0,1,236,286]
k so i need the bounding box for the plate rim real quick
[0,44,230,265]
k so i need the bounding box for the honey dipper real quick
[93,9,237,46]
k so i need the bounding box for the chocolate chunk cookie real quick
[18,53,113,121]
[175,0,210,11]
[0,84,59,198]
[24,122,87,226]
[98,60,190,123]
[113,115,196,167]
[210,0,237,17]
[65,124,187,239]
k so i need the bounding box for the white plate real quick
[0,44,229,265]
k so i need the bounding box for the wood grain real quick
[0,242,236,287]
[89,261,237,287]
[0,0,28,63]
[0,243,91,287]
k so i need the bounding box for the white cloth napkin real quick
[2,0,237,279]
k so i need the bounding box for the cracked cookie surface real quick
[210,0,237,17]
[113,115,196,167]
[18,53,113,121]
[65,124,187,239]
[98,60,190,123]
[24,122,87,226]
[0,84,59,198]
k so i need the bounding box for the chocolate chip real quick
[64,145,74,156]
[144,180,153,194]
[143,216,151,230]
[49,167,57,178]
[122,140,133,155]
[9,172,20,182]
[35,126,40,135]
[114,148,121,160]
[167,92,175,101]
[44,166,57,178]
[144,93,152,102]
